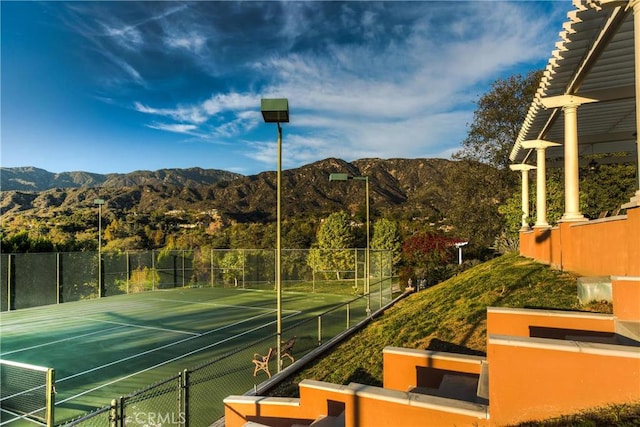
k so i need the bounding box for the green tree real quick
[1,230,54,253]
[307,211,355,280]
[371,218,401,272]
[444,161,513,251]
[496,190,527,253]
[220,250,246,286]
[579,163,637,218]
[449,71,543,253]
[454,70,542,170]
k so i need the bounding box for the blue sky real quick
[1,1,568,176]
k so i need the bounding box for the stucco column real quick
[509,163,537,230]
[561,104,586,221]
[521,140,560,228]
[541,95,597,221]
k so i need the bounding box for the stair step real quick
[616,320,640,346]
[309,412,345,427]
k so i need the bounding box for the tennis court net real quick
[0,359,55,426]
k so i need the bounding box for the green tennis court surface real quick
[0,287,357,426]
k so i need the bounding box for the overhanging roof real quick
[510,0,636,167]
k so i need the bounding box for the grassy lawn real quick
[269,253,640,425]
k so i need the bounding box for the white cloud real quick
[101,23,143,50]
[134,102,207,124]
[147,123,198,134]
[243,1,558,171]
[202,93,257,116]
[59,1,564,174]
[214,111,261,138]
[165,32,206,52]
[135,93,261,139]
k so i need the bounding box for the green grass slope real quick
[274,253,609,394]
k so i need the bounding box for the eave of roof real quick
[510,0,636,167]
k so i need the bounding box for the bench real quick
[281,336,296,364]
[252,347,273,378]
[252,337,296,378]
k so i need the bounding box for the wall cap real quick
[299,379,357,395]
[489,334,640,358]
[611,276,640,282]
[347,382,489,419]
[223,396,301,406]
[487,306,615,321]
[382,346,485,364]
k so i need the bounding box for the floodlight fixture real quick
[329,173,349,181]
[261,98,289,123]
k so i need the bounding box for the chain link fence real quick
[1,248,395,426]
[1,249,392,311]
[57,288,399,427]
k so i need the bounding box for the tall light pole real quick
[94,198,105,298]
[329,173,370,316]
[261,98,289,372]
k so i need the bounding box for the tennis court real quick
[0,286,363,426]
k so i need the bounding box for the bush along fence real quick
[57,286,400,427]
[1,248,393,311]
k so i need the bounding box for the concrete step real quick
[309,412,345,427]
[410,373,481,403]
[577,276,612,304]
[616,320,640,346]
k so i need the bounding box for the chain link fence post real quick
[180,369,189,427]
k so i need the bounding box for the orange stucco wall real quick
[486,307,615,339]
[382,347,483,391]
[224,398,310,427]
[488,336,640,426]
[345,390,488,427]
[612,277,640,320]
[519,207,640,276]
[224,380,490,427]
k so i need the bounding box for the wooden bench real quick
[281,336,296,364]
[252,347,273,378]
[252,337,296,378]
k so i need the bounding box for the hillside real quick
[0,158,501,224]
[274,253,606,394]
[0,166,241,192]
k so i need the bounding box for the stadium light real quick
[261,98,289,372]
[329,173,371,316]
[94,198,105,298]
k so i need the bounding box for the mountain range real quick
[0,166,241,192]
[0,158,497,224]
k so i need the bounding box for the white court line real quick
[0,326,125,357]
[56,310,301,404]
[55,309,280,385]
[148,297,301,313]
[69,317,201,336]
[0,408,45,427]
